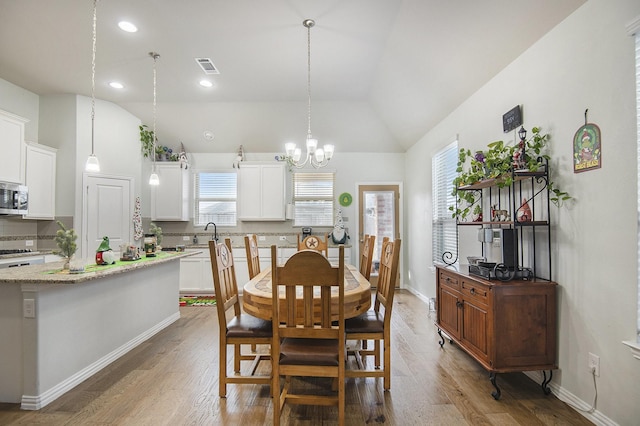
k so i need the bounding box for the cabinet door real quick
[179,256,203,293]
[461,298,490,364]
[24,143,56,219]
[151,164,189,221]
[237,165,261,219]
[260,164,285,220]
[0,110,28,184]
[437,283,462,341]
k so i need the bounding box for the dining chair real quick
[244,234,261,279]
[359,234,376,280]
[297,233,329,257]
[345,238,401,390]
[209,238,271,398]
[270,245,346,426]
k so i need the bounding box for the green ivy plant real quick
[450,127,571,220]
[139,124,156,158]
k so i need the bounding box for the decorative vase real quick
[516,198,532,222]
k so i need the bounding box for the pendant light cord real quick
[90,0,98,156]
[306,20,313,140]
[150,52,160,172]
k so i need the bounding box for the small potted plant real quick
[53,221,77,270]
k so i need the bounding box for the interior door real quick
[358,184,400,287]
[82,174,133,260]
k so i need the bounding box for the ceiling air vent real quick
[195,58,219,75]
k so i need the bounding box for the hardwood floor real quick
[0,290,592,425]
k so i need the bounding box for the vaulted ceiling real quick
[0,0,585,154]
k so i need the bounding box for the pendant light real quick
[281,19,334,168]
[85,0,100,172]
[148,52,160,186]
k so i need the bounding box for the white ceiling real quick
[0,0,585,155]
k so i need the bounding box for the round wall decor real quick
[339,192,352,207]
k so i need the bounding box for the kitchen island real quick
[0,251,196,410]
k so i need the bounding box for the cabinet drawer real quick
[439,270,459,290]
[461,279,489,306]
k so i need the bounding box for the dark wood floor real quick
[0,290,592,425]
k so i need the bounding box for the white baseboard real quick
[20,312,181,410]
[523,371,617,426]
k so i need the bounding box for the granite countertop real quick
[0,251,198,285]
[183,243,352,250]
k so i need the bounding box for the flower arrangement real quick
[450,127,571,220]
[53,221,77,269]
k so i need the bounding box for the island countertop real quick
[0,251,198,285]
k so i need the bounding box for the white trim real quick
[20,312,180,410]
[622,340,640,360]
[627,15,640,36]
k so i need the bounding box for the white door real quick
[82,174,133,260]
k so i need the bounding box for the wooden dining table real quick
[242,264,372,321]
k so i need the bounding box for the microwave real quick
[0,182,28,215]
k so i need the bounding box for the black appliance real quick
[0,182,28,215]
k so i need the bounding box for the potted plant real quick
[53,221,77,270]
[450,127,571,221]
[139,124,156,158]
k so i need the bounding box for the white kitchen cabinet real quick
[237,163,286,221]
[23,142,57,220]
[179,249,213,293]
[151,163,190,221]
[0,109,28,184]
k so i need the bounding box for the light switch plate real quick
[259,236,266,241]
[24,299,35,318]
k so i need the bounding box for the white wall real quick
[0,78,39,141]
[404,0,640,424]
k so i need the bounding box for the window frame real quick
[292,171,335,227]
[432,139,459,265]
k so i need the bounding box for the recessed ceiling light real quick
[199,80,213,88]
[109,81,124,89]
[118,21,138,33]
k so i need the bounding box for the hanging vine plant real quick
[450,127,571,221]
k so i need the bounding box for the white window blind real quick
[194,172,237,226]
[293,172,335,227]
[432,140,459,264]
[635,27,640,339]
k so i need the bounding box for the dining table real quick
[242,264,372,321]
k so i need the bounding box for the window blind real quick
[432,140,459,264]
[293,172,335,226]
[194,172,237,226]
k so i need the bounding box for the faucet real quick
[204,222,218,242]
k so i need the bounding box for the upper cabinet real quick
[238,163,286,221]
[24,142,57,220]
[151,163,190,221]
[0,109,29,184]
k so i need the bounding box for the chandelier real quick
[282,19,334,168]
[148,52,160,186]
[85,0,100,172]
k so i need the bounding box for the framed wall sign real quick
[502,105,522,133]
[573,123,601,173]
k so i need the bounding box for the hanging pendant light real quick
[148,52,160,186]
[85,0,100,172]
[280,19,334,169]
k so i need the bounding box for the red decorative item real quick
[516,198,532,222]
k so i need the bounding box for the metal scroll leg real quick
[541,370,553,395]
[437,328,445,347]
[489,372,501,400]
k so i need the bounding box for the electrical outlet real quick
[259,236,266,241]
[25,240,34,247]
[279,236,287,241]
[588,352,600,376]
[182,236,190,241]
[24,299,35,318]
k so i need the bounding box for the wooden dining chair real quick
[297,233,329,257]
[345,238,401,390]
[209,239,271,398]
[359,234,376,280]
[244,234,261,279]
[271,245,346,426]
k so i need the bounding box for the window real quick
[432,140,458,264]
[194,172,237,226]
[293,172,335,227]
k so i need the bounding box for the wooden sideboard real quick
[435,265,557,399]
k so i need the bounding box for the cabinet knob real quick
[470,288,476,295]
[456,301,463,308]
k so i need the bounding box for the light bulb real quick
[85,154,100,172]
[149,172,159,186]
